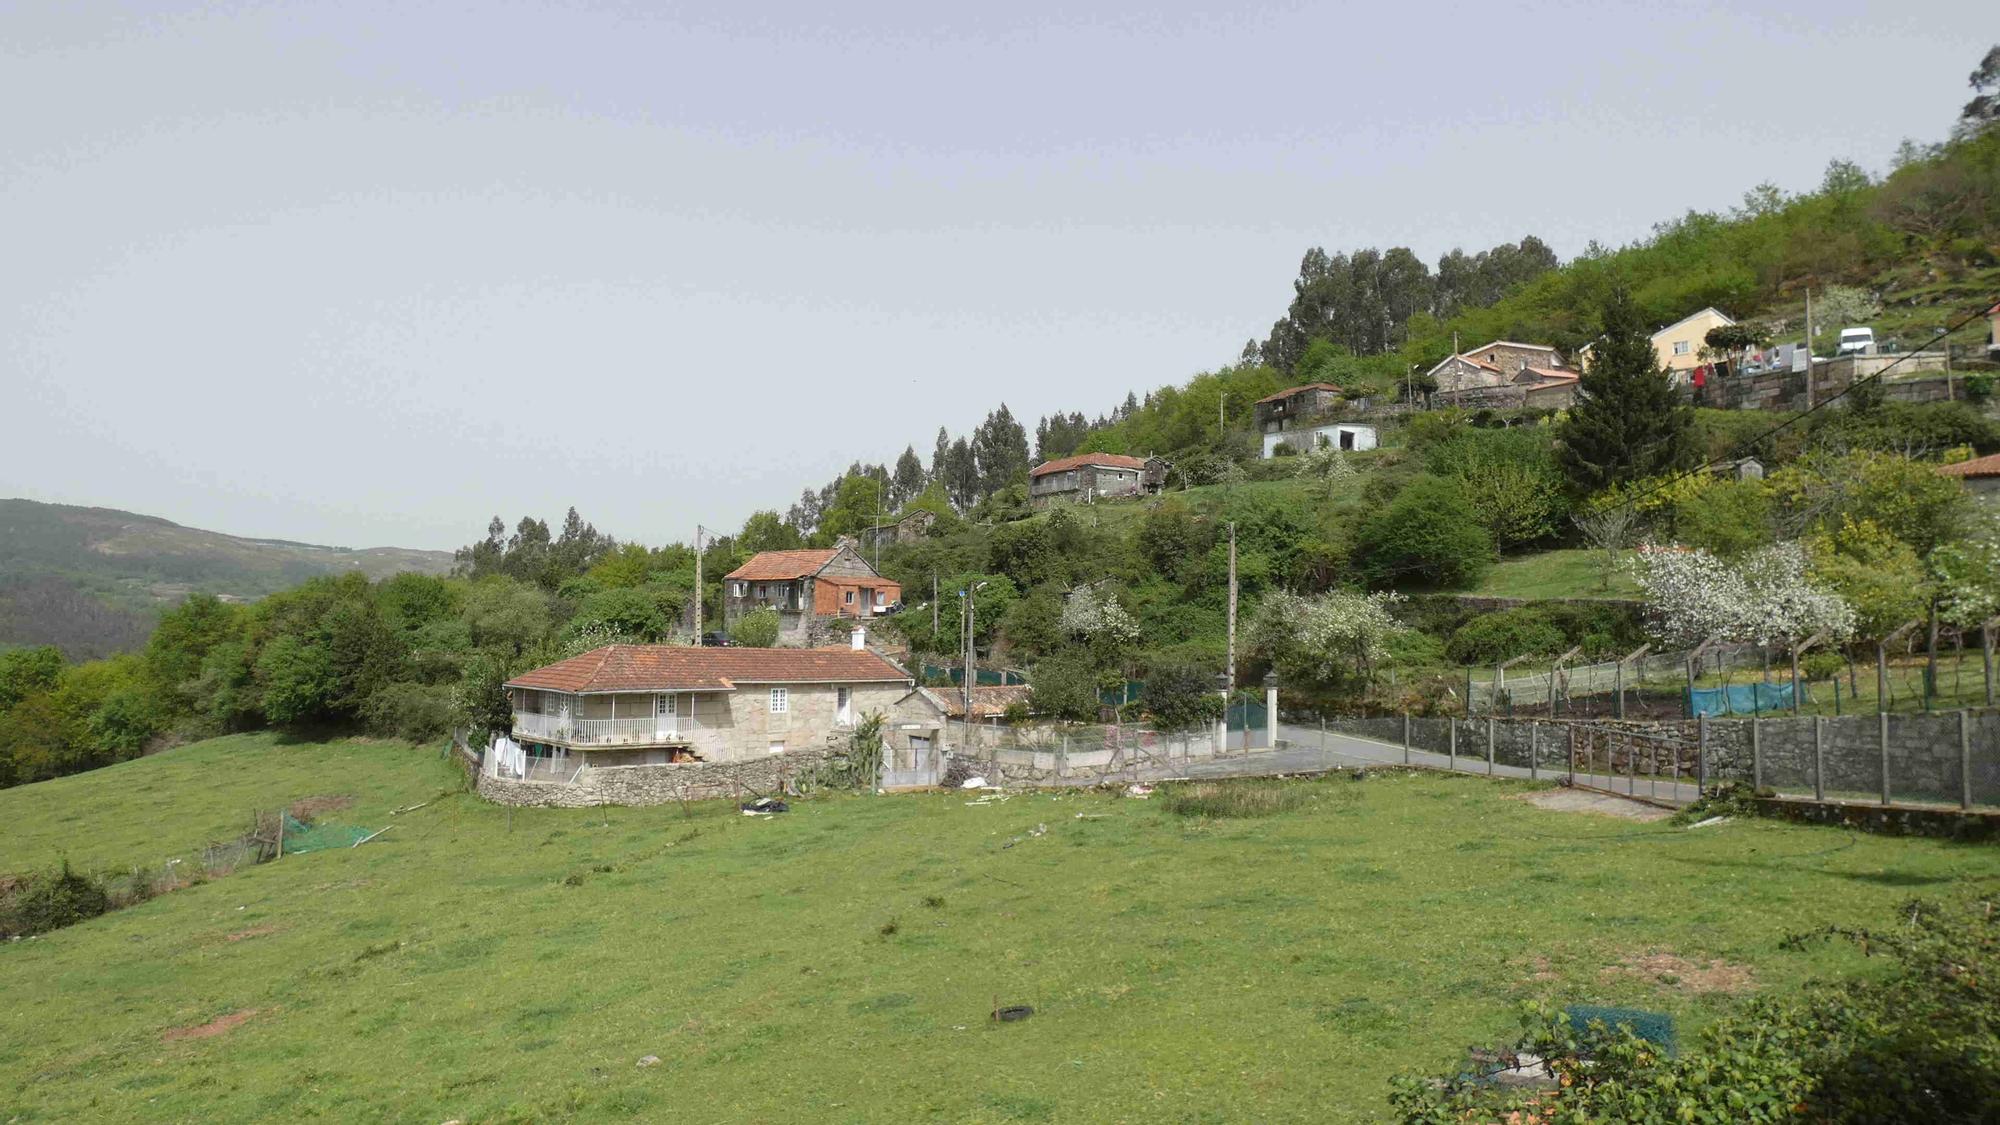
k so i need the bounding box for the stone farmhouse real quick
[1028,453,1167,509]
[723,544,900,646]
[1940,451,2000,501]
[487,642,949,805]
[857,508,936,552]
[1252,382,1378,458]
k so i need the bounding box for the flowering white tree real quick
[1294,444,1356,501]
[1631,541,1855,647]
[1249,588,1406,688]
[1060,583,1140,646]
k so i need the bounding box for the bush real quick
[732,607,780,648]
[1160,778,1318,818]
[1140,659,1226,732]
[1445,609,1565,666]
[362,681,458,741]
[1353,476,1494,589]
[1803,649,1847,680]
[1,862,112,937]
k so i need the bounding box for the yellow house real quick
[1580,306,1738,381]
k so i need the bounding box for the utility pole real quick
[1803,287,1814,409]
[1217,391,1227,440]
[1451,330,1460,408]
[932,571,939,637]
[1226,521,1238,695]
[693,525,704,644]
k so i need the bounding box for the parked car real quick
[1836,327,1876,356]
[700,631,736,647]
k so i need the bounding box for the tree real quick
[944,438,980,509]
[1631,541,1855,647]
[972,404,1032,495]
[1293,444,1357,503]
[733,607,781,648]
[1028,654,1104,722]
[737,510,802,554]
[1249,589,1406,692]
[1353,476,1494,589]
[0,646,64,712]
[891,446,926,507]
[1140,660,1226,732]
[1958,44,2000,136]
[1558,289,1698,495]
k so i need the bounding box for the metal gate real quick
[1566,722,1707,806]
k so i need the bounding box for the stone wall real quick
[1703,357,1958,413]
[477,748,833,808]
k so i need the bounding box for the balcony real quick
[511,711,702,746]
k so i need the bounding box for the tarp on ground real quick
[281,812,375,855]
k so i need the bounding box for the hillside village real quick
[4,34,2000,1125]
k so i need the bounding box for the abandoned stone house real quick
[1425,341,1569,400]
[857,508,936,552]
[1252,382,1344,434]
[1028,453,1166,509]
[1252,382,1378,458]
[722,545,901,646]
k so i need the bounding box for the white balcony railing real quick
[510,712,701,746]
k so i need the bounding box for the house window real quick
[844,589,855,605]
[1673,340,1691,356]
[730,581,745,597]
[837,687,853,725]
[874,589,886,607]
[769,688,788,714]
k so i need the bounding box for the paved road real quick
[1269,723,1702,805]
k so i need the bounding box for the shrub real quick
[362,681,458,741]
[1380,629,1448,669]
[1,862,112,937]
[1445,609,1565,666]
[1423,428,1569,549]
[1140,659,1226,732]
[1353,476,1494,589]
[1160,779,1317,818]
[1802,650,1847,680]
[732,607,780,648]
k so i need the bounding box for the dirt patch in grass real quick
[224,924,281,943]
[1520,954,1560,982]
[1604,950,1756,994]
[1517,788,1671,822]
[163,1008,262,1042]
[287,795,355,821]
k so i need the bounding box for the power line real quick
[1597,294,1999,517]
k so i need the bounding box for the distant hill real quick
[0,499,453,659]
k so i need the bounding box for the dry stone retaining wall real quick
[476,750,830,808]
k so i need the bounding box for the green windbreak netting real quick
[282,813,375,854]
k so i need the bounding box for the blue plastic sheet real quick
[1688,682,1796,716]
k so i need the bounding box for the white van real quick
[1836,327,1876,356]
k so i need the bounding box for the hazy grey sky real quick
[3,2,1985,550]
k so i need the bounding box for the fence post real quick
[1614,660,1625,719]
[1567,725,1576,786]
[1695,713,1709,796]
[1449,719,1458,772]
[1486,717,1495,775]
[1402,713,1411,765]
[1879,711,1892,806]
[1876,643,1889,714]
[1319,716,1328,772]
[1961,710,1973,812]
[1529,723,1539,781]
[1813,716,1825,801]
[1750,716,1761,792]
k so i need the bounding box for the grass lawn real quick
[2,737,1995,1122]
[0,732,458,872]
[1464,549,1639,602]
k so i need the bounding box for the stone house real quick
[1516,366,1580,410]
[1426,341,1568,399]
[857,508,936,553]
[1252,382,1344,435]
[503,642,947,767]
[1939,451,2000,500]
[1028,453,1162,509]
[722,545,901,646]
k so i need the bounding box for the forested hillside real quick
[0,499,451,659]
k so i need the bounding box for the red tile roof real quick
[505,644,911,693]
[1253,382,1344,405]
[1516,366,1579,385]
[1029,453,1148,478]
[725,548,840,581]
[1938,451,2000,479]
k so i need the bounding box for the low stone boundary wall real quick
[475,751,829,808]
[1751,796,1999,841]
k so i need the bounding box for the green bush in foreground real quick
[1391,896,2000,1124]
[1353,475,1494,590]
[1,862,112,937]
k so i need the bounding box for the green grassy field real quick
[1463,549,1640,602]
[2,732,457,872]
[2,737,1995,1122]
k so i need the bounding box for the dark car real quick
[701,631,736,647]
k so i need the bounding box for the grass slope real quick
[0,733,458,872]
[1463,549,1640,602]
[2,737,1993,1122]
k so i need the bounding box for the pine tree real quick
[891,446,925,507]
[1557,289,1697,495]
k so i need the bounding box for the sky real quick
[2,1,1987,551]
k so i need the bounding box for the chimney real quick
[850,625,867,650]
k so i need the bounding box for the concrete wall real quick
[1702,354,1956,412]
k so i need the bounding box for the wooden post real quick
[1696,713,1708,796]
[1402,712,1411,765]
[1813,716,1825,801]
[1614,660,1624,719]
[1750,716,1761,792]
[1984,618,1998,708]
[1449,720,1458,771]
[1961,710,1973,812]
[1486,717,1495,775]
[1880,711,1892,806]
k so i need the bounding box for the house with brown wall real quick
[1028,453,1162,509]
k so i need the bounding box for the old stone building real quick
[857,508,936,552]
[1028,453,1164,509]
[487,642,950,805]
[722,544,900,645]
[1425,341,1568,400]
[1252,382,1343,434]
